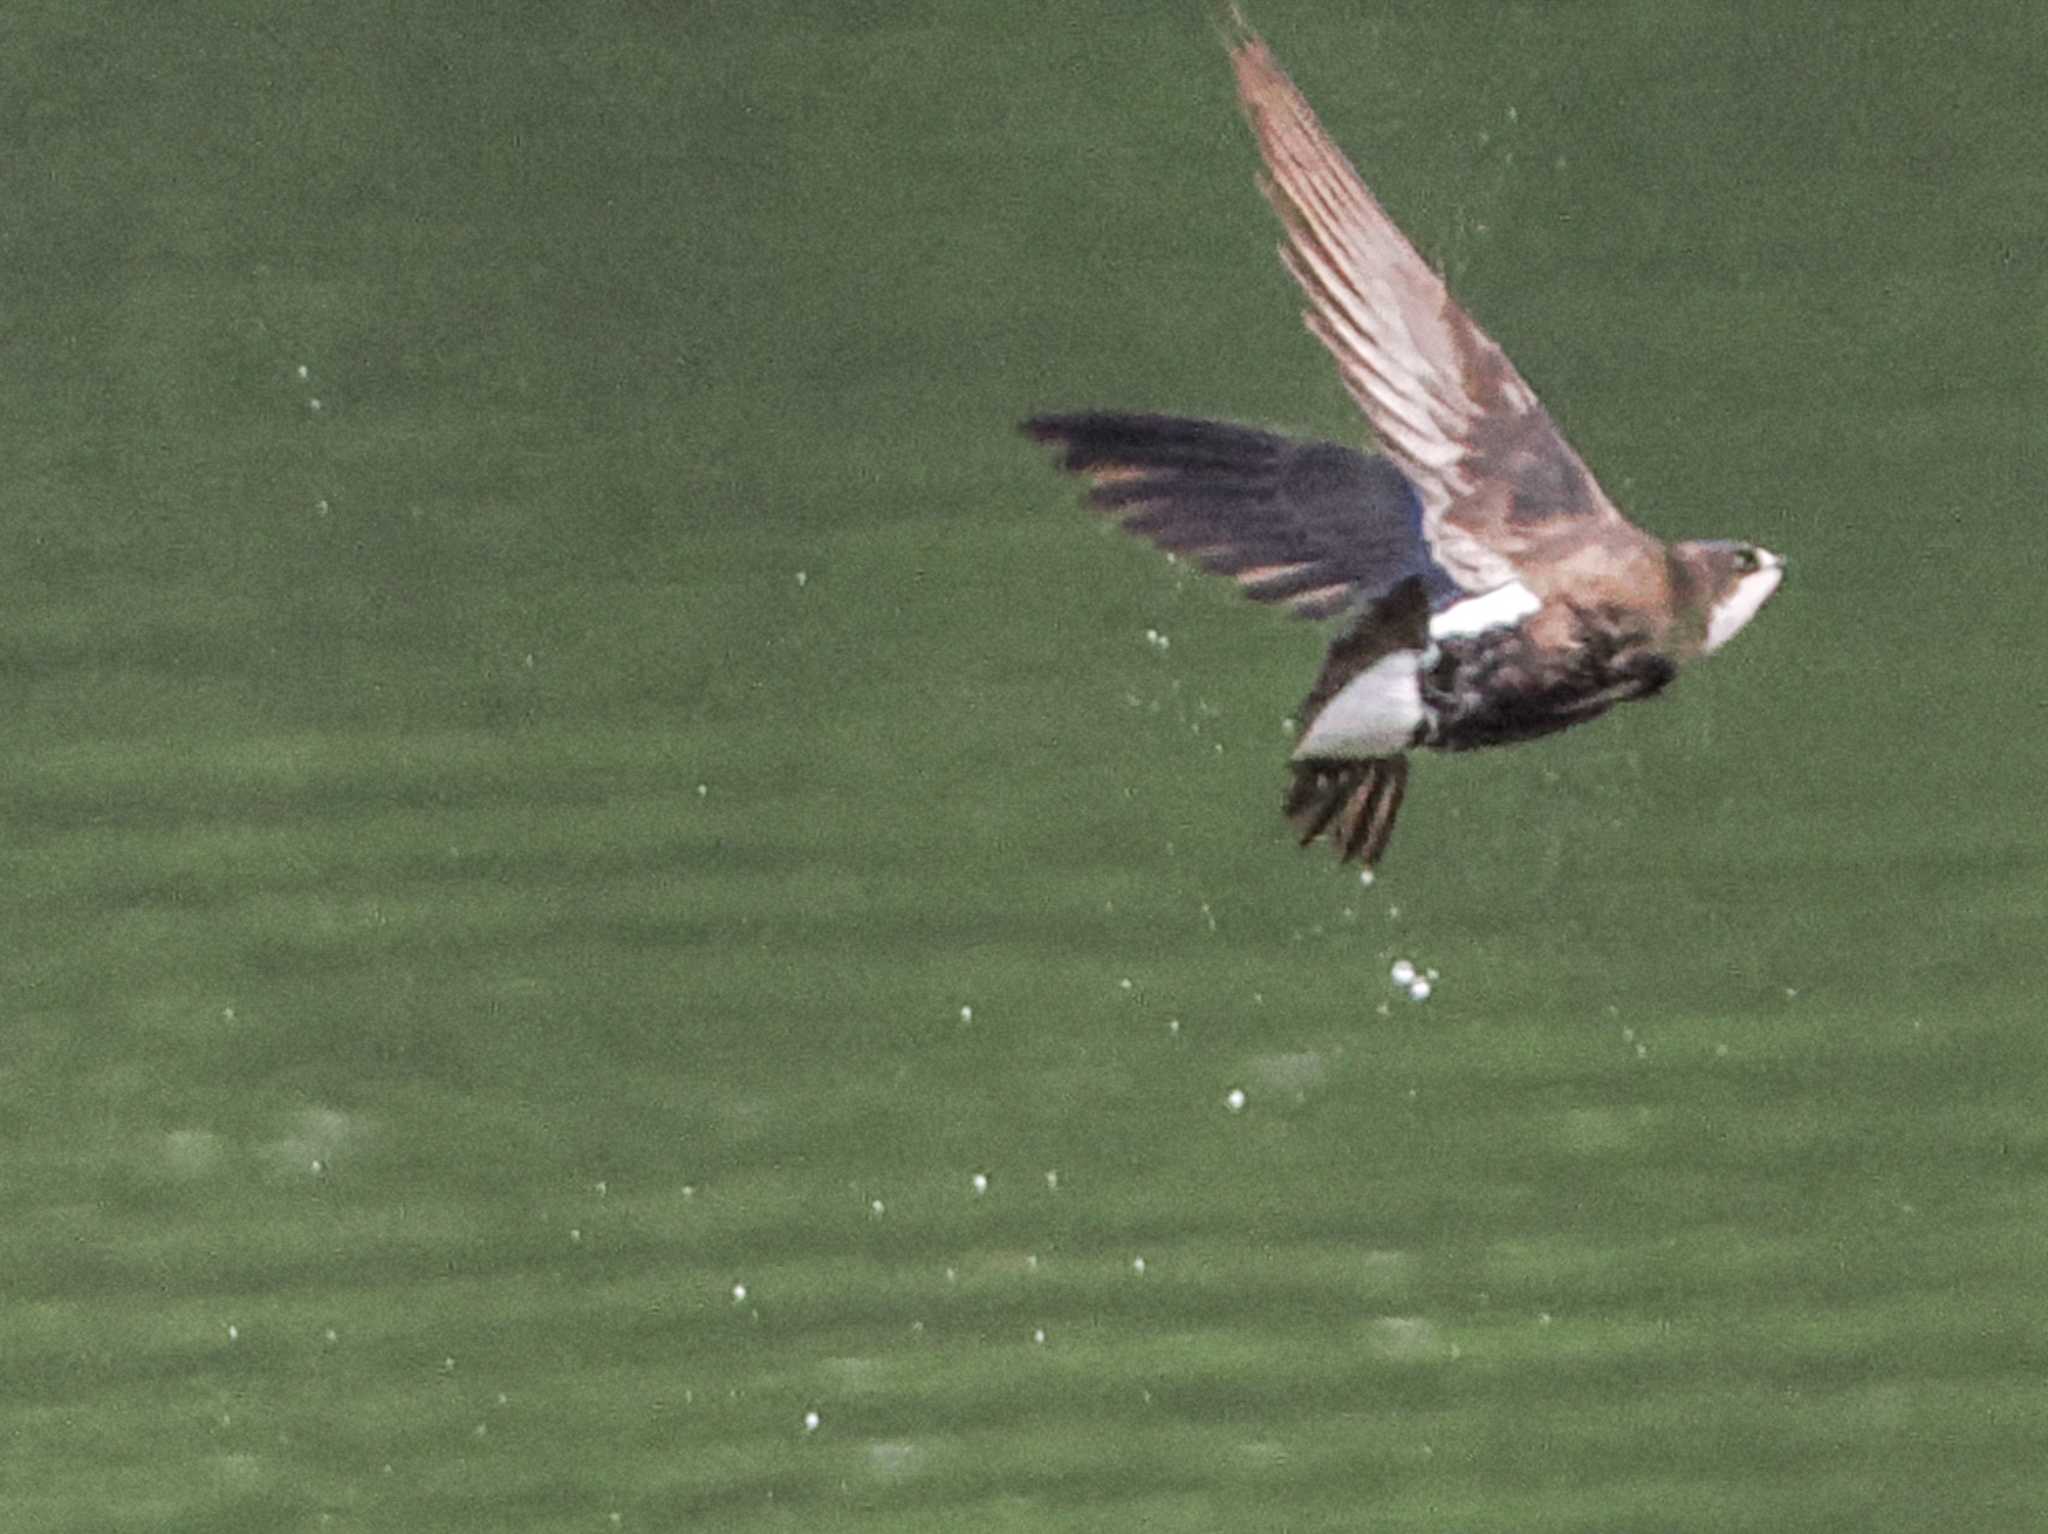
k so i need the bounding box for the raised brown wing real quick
[1229,26,1663,596]
[1021,412,1447,619]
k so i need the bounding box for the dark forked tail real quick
[1280,576,1430,869]
[1284,756,1408,867]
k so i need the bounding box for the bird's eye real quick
[1733,547,1761,574]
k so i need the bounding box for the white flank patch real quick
[1429,580,1541,641]
[1704,562,1783,654]
[1292,650,1424,759]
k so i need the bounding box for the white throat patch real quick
[1704,565,1783,655]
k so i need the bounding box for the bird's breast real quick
[1420,613,1676,752]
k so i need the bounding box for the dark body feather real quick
[1422,614,1677,752]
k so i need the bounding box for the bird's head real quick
[1671,540,1785,658]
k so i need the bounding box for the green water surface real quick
[5,3,2046,1529]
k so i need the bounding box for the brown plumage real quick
[1023,22,1784,871]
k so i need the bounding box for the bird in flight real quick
[1024,21,1783,871]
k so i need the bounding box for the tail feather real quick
[1285,756,1408,868]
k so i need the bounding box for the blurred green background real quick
[5,2,2045,1529]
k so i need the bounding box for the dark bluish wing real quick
[1021,412,1456,620]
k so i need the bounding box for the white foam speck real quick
[1225,1088,1247,1113]
[971,1173,988,1196]
[802,1409,821,1432]
[1407,979,1433,1003]
[731,1283,748,1303]
[1390,959,1417,986]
